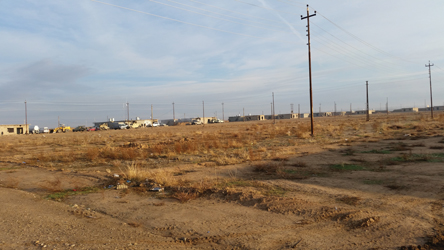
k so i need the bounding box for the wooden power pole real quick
[366,81,370,121]
[426,61,434,118]
[301,5,316,136]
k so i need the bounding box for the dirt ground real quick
[1,113,444,249]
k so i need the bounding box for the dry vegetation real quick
[1,112,444,249]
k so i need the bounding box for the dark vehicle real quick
[73,126,87,132]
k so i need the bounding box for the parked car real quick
[149,122,160,127]
[87,127,96,131]
[73,126,87,132]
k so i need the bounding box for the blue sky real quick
[1,0,443,127]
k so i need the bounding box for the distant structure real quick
[393,108,419,113]
[229,115,265,122]
[0,124,30,136]
[311,112,332,117]
[418,106,444,112]
[93,118,156,129]
[355,110,374,115]
[191,117,218,124]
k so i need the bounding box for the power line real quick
[91,0,266,40]
[176,0,290,27]
[313,10,418,64]
[185,0,289,25]
[147,0,292,33]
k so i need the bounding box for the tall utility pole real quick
[272,92,275,124]
[298,104,300,118]
[270,103,273,117]
[172,102,175,120]
[386,97,389,115]
[301,4,316,136]
[25,100,28,135]
[334,102,336,116]
[350,103,352,115]
[290,103,294,114]
[366,81,370,121]
[426,61,434,118]
[58,116,60,128]
[126,102,129,121]
[222,103,224,121]
[151,104,153,126]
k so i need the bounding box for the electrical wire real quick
[91,0,266,40]
[184,0,287,25]
[312,10,419,64]
[146,0,292,33]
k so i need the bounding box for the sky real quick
[1,0,444,127]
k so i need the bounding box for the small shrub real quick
[172,191,198,203]
[330,164,365,171]
[253,163,282,174]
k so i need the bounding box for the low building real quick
[191,117,217,124]
[0,124,30,136]
[299,113,309,118]
[94,118,157,129]
[311,112,332,117]
[332,111,347,116]
[161,119,179,126]
[418,106,444,112]
[229,115,265,122]
[355,110,373,115]
[276,113,298,119]
[393,108,418,113]
[373,110,389,114]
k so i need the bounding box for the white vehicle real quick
[30,125,39,134]
[40,127,50,133]
[150,122,160,127]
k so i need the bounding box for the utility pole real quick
[426,61,434,118]
[202,101,205,125]
[151,104,153,126]
[366,81,370,121]
[272,92,275,124]
[126,102,129,121]
[291,103,294,114]
[222,102,224,121]
[334,102,336,116]
[350,103,352,115]
[243,108,245,122]
[319,103,321,113]
[172,102,175,120]
[386,97,389,115]
[58,116,60,128]
[270,103,273,118]
[25,100,28,135]
[301,4,316,136]
[298,104,300,118]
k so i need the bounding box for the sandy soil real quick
[1,114,444,249]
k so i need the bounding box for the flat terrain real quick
[1,113,444,249]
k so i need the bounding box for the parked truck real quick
[29,125,39,134]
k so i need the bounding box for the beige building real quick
[355,110,373,115]
[0,124,30,136]
[393,108,418,113]
[191,117,218,124]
